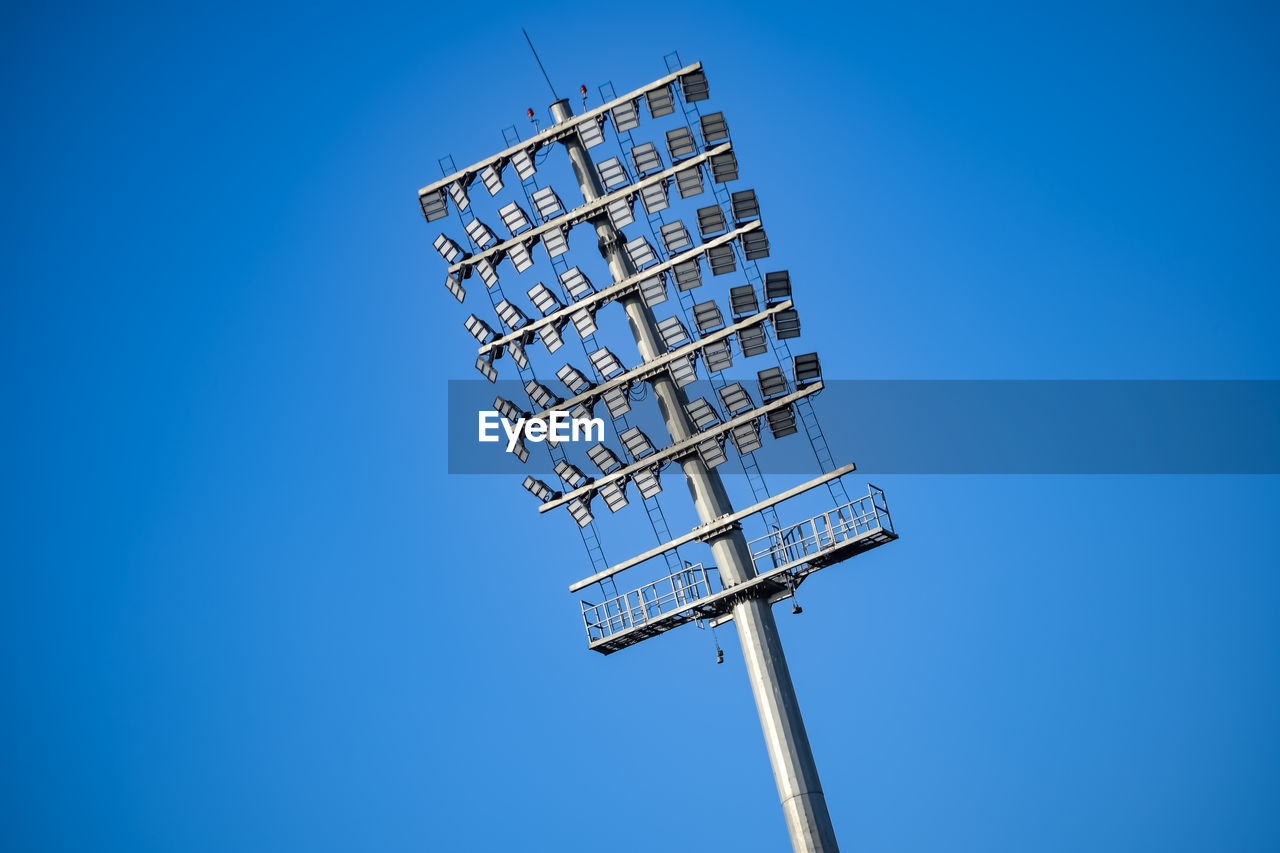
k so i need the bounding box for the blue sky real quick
[2,1,1277,851]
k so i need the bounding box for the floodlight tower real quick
[418,59,898,853]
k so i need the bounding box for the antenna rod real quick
[522,28,560,100]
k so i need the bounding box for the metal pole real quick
[550,99,840,853]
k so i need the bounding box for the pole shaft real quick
[550,99,839,853]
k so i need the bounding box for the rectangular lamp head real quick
[646,84,675,117]
[631,142,663,176]
[719,382,754,415]
[666,127,696,160]
[619,426,656,460]
[764,270,791,303]
[696,205,727,237]
[656,316,690,349]
[793,352,821,384]
[730,421,763,455]
[692,299,725,334]
[731,189,760,221]
[659,220,693,254]
[679,70,710,102]
[420,189,449,222]
[729,284,759,317]
[699,112,730,145]
[531,186,564,219]
[685,397,721,429]
[757,367,788,400]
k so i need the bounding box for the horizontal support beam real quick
[448,143,732,277]
[569,464,857,592]
[419,62,703,198]
[479,221,763,356]
[526,299,794,426]
[539,380,823,514]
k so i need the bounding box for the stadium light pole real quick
[547,97,840,852]
[419,58,899,853]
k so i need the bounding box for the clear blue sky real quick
[2,1,1278,851]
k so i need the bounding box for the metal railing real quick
[747,485,894,574]
[582,564,720,642]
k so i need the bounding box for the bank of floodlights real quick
[418,59,900,853]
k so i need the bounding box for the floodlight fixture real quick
[660,221,693,254]
[764,270,792,304]
[507,340,529,369]
[707,243,736,276]
[672,258,702,291]
[793,352,822,385]
[475,355,497,383]
[737,323,768,357]
[639,274,668,306]
[640,181,669,214]
[685,397,721,429]
[710,151,739,183]
[420,188,449,222]
[480,163,504,196]
[679,69,710,101]
[531,186,565,219]
[656,316,691,349]
[632,466,662,499]
[612,98,641,132]
[578,116,605,148]
[465,218,498,249]
[599,480,629,513]
[719,382,755,415]
[586,443,624,474]
[666,127,696,160]
[675,166,704,198]
[607,197,635,229]
[510,435,530,463]
[542,225,570,258]
[692,299,725,334]
[495,396,525,423]
[498,201,533,235]
[742,228,770,260]
[527,282,563,315]
[645,82,675,117]
[699,111,730,145]
[434,233,464,264]
[670,354,698,387]
[696,205,728,238]
[512,148,536,181]
[476,257,499,288]
[559,266,594,300]
[757,366,789,400]
[730,420,764,455]
[702,339,733,373]
[772,307,801,339]
[631,142,663,176]
[619,426,656,460]
[464,314,494,344]
[448,180,470,213]
[524,379,560,410]
[729,284,759,317]
[589,347,626,379]
[522,476,558,502]
[698,437,727,469]
[731,189,760,221]
[445,272,465,303]
[766,405,799,438]
[602,385,631,418]
[597,157,629,190]
[624,236,658,269]
[569,401,595,424]
[555,460,590,489]
[495,299,529,330]
[540,324,564,354]
[570,307,598,338]
[556,363,594,395]
[507,240,534,273]
[567,497,594,527]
